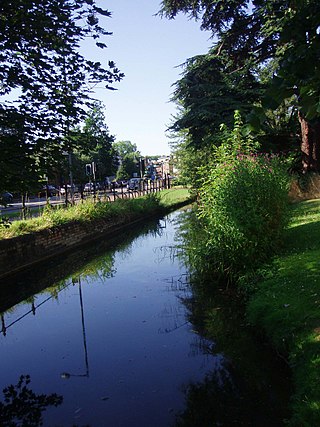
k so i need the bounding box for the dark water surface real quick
[0,209,291,426]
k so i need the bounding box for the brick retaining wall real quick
[0,215,144,279]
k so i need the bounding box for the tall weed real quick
[196,112,291,282]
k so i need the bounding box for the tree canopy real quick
[0,0,124,193]
[69,101,115,185]
[160,0,320,170]
[113,140,141,180]
[169,49,262,148]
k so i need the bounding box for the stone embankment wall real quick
[0,215,143,279]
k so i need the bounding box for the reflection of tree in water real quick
[172,208,208,279]
[1,217,171,337]
[0,216,167,319]
[172,208,290,426]
[0,375,63,427]
[153,244,184,265]
[174,354,287,427]
[78,217,166,279]
[173,287,290,426]
[157,273,193,336]
[75,251,116,283]
[174,366,250,427]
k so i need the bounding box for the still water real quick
[0,209,290,426]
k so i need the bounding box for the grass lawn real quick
[247,199,320,426]
[158,187,193,207]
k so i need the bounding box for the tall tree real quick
[169,49,262,148]
[0,0,124,192]
[113,140,138,159]
[113,140,141,179]
[159,0,320,171]
[71,101,115,184]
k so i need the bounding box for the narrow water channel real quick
[0,209,291,426]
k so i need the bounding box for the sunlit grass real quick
[247,199,320,426]
[158,187,192,207]
[0,188,192,240]
[288,199,320,227]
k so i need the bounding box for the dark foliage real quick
[0,375,63,426]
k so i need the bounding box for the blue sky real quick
[91,1,212,156]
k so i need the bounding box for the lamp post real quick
[68,151,74,205]
[92,161,96,201]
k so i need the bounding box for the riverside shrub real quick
[196,115,291,283]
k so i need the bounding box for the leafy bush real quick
[0,217,11,229]
[195,112,291,282]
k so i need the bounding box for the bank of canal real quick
[0,208,291,426]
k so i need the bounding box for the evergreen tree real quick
[160,0,320,171]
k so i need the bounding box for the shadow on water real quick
[171,208,292,427]
[172,290,292,426]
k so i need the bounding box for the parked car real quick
[60,184,79,195]
[84,182,99,192]
[110,181,120,189]
[84,183,92,192]
[0,192,13,206]
[59,185,70,195]
[127,178,142,190]
[39,185,59,197]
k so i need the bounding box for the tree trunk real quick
[299,112,320,172]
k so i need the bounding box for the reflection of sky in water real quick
[0,211,221,427]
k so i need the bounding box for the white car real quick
[60,184,78,195]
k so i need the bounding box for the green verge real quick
[157,187,193,208]
[0,187,192,240]
[247,199,320,426]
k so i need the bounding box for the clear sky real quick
[91,1,212,156]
